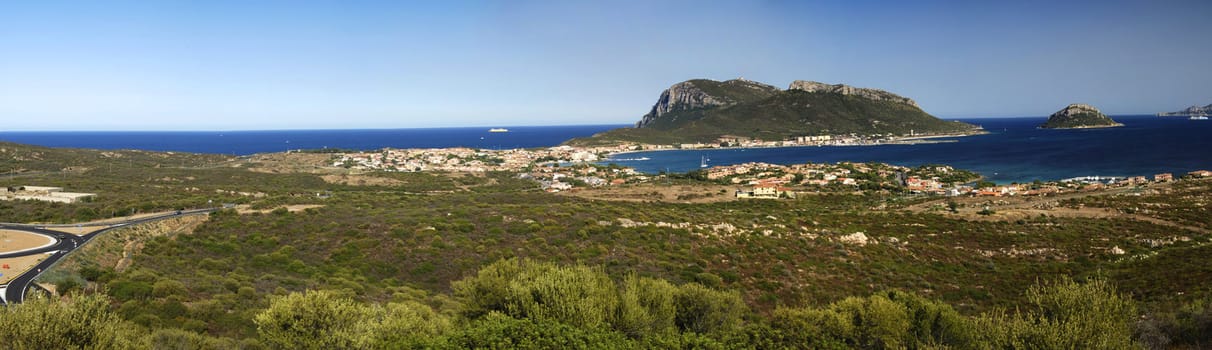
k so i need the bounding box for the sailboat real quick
[700,155,709,168]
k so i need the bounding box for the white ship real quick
[488,128,509,133]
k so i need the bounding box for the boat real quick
[488,128,509,133]
[700,155,708,168]
[1190,112,1208,120]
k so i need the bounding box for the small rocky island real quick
[1039,104,1122,129]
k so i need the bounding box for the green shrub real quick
[674,282,747,334]
[440,312,634,349]
[254,290,375,349]
[0,293,146,349]
[616,274,678,338]
[975,278,1138,349]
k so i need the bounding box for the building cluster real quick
[659,134,897,150]
[331,146,654,192]
[332,146,608,173]
[519,164,645,192]
[330,144,1212,197]
[722,163,977,198]
[968,171,1205,197]
[1,186,95,203]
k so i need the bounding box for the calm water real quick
[0,125,625,155]
[603,116,1211,183]
[3,116,1209,183]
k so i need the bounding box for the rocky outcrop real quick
[635,79,780,128]
[1158,103,1212,116]
[636,82,728,127]
[788,80,919,108]
[1040,104,1122,129]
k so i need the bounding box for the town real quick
[328,145,1212,200]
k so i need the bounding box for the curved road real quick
[0,208,217,305]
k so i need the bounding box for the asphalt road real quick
[0,208,217,305]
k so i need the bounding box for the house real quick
[2,186,95,204]
[1121,176,1148,186]
[1188,170,1212,178]
[736,183,794,199]
[1154,173,1173,182]
[975,190,1002,197]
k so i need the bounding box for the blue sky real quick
[2,0,1209,130]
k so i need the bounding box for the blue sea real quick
[2,116,1209,183]
[0,125,625,155]
[605,115,1211,183]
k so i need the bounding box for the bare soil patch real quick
[562,184,740,203]
[321,174,405,186]
[246,152,338,173]
[43,226,101,236]
[237,204,325,215]
[0,254,48,284]
[0,229,55,253]
[904,181,1210,234]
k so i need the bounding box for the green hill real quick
[568,79,979,145]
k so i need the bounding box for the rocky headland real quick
[1039,104,1122,129]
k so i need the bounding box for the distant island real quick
[1157,103,1212,116]
[1039,104,1122,129]
[567,78,980,146]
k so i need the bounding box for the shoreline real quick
[604,131,984,158]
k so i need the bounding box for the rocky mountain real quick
[635,79,780,128]
[1157,104,1212,116]
[1039,104,1122,129]
[569,78,978,145]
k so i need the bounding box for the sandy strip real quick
[42,226,103,236]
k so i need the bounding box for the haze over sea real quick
[2,115,1208,183]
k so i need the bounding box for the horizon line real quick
[0,114,1165,133]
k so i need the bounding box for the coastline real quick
[604,131,985,158]
[1038,123,1124,130]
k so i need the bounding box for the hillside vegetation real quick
[1,143,1209,348]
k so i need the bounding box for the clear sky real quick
[2,0,1210,130]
